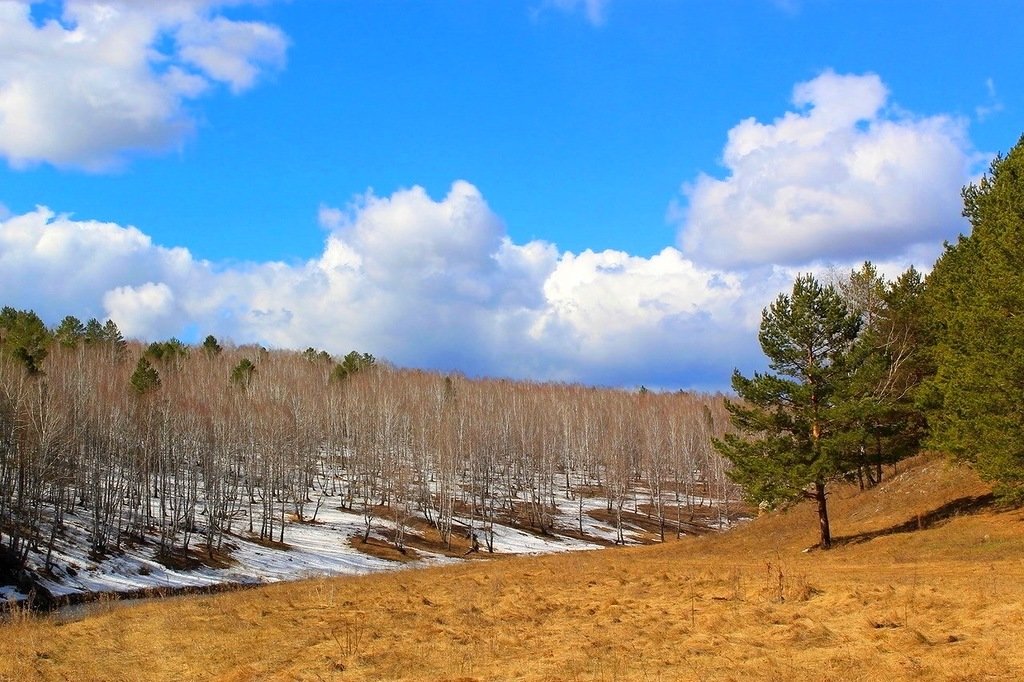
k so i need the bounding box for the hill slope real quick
[2,453,1023,681]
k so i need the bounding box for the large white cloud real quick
[0,72,982,389]
[0,184,767,388]
[0,0,287,170]
[674,70,980,269]
[0,206,199,322]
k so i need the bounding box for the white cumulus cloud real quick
[0,72,985,389]
[673,70,980,269]
[103,281,181,339]
[0,183,767,388]
[0,206,200,322]
[0,0,287,170]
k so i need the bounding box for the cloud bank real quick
[0,0,287,170]
[0,71,982,389]
[674,70,978,269]
[0,187,771,388]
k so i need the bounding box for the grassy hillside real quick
[3,453,1023,681]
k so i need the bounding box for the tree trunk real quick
[875,434,884,486]
[814,479,832,549]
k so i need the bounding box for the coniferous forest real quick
[717,133,1024,547]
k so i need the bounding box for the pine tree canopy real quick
[202,335,223,356]
[0,306,52,373]
[925,134,1024,501]
[716,274,861,548]
[130,356,161,394]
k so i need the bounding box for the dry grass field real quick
[3,452,1024,681]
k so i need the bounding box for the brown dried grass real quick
[3,453,1023,681]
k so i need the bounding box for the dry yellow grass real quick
[3,453,1023,681]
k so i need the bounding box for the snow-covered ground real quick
[2,483,737,607]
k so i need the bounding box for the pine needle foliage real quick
[230,357,257,387]
[924,134,1024,502]
[130,356,161,394]
[716,274,861,548]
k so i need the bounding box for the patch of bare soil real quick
[153,545,237,571]
[348,535,422,563]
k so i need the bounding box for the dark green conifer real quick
[54,315,86,348]
[83,318,104,345]
[231,358,257,387]
[101,319,127,357]
[0,306,52,373]
[925,134,1024,501]
[330,350,375,382]
[715,274,860,549]
[130,356,161,394]
[202,335,223,357]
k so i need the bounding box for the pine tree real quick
[715,274,860,548]
[130,356,161,394]
[0,306,52,373]
[834,263,930,488]
[925,134,1024,501]
[145,338,189,366]
[302,347,331,363]
[101,319,127,357]
[330,350,375,382]
[83,318,104,345]
[54,315,86,348]
[202,335,223,357]
[231,358,257,387]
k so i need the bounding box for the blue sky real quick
[1,0,1022,389]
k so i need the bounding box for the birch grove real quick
[0,325,739,573]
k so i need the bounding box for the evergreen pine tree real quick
[202,335,223,357]
[715,274,860,549]
[0,306,52,373]
[330,350,375,382]
[925,134,1024,501]
[231,358,257,387]
[145,338,189,367]
[834,263,930,488]
[130,356,161,394]
[101,319,127,356]
[54,315,86,348]
[83,318,104,345]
